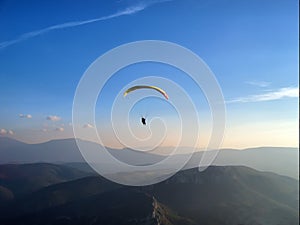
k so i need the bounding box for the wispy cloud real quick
[46,115,61,121]
[19,114,32,119]
[245,81,271,88]
[0,0,168,50]
[0,129,7,135]
[228,86,299,103]
[55,127,64,132]
[83,123,94,128]
[0,129,14,135]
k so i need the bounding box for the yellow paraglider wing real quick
[123,85,169,100]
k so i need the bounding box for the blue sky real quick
[0,0,298,148]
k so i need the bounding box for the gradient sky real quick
[0,0,298,148]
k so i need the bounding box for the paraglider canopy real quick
[123,85,169,100]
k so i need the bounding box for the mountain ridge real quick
[0,164,298,225]
[0,137,298,179]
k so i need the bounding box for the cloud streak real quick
[55,127,64,132]
[46,115,61,121]
[0,129,14,135]
[228,87,299,103]
[0,0,167,50]
[0,129,7,135]
[83,123,94,128]
[245,81,271,88]
[19,114,32,119]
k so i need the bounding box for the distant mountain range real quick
[0,137,299,179]
[0,137,298,179]
[0,163,298,225]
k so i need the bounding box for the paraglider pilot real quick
[141,117,146,125]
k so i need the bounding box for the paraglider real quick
[124,85,169,126]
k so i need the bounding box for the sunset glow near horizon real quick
[0,0,298,149]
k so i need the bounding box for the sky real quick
[0,0,298,149]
